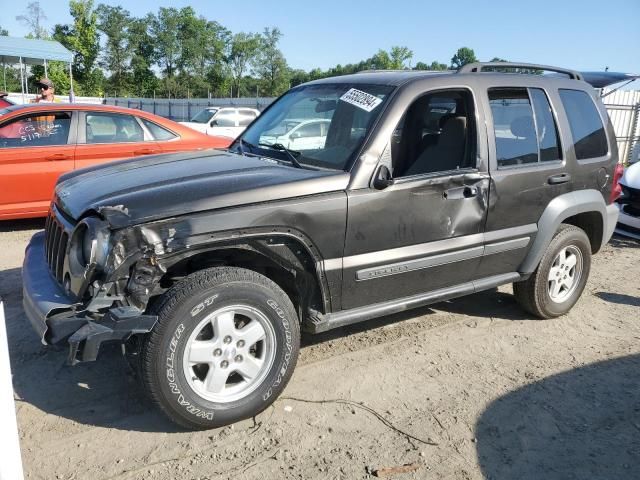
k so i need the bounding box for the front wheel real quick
[140,267,300,429]
[514,224,592,319]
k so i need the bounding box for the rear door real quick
[476,84,570,277]
[75,111,161,169]
[0,110,76,218]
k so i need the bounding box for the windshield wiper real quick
[237,138,257,156]
[258,142,304,169]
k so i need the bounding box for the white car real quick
[180,107,260,139]
[259,118,330,150]
[616,160,640,239]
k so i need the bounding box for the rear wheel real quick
[140,267,300,429]
[514,224,591,318]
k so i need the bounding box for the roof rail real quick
[458,62,583,81]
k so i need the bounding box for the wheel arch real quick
[519,189,609,274]
[156,231,332,320]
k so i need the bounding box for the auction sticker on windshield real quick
[340,88,383,112]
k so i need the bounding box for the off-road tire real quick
[140,267,300,430]
[514,224,591,319]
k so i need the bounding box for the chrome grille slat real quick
[55,233,68,281]
[44,209,70,284]
[50,224,61,270]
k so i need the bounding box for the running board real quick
[304,272,522,334]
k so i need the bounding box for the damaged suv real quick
[23,63,621,429]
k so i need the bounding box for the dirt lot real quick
[1,219,639,480]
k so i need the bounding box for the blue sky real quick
[3,0,640,73]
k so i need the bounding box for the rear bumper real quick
[22,232,157,364]
[604,203,620,244]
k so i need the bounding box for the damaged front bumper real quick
[22,232,157,364]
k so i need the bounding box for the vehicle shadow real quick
[2,266,180,433]
[0,218,46,233]
[594,291,640,307]
[303,287,531,347]
[609,233,640,249]
[476,354,640,479]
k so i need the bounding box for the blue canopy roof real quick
[0,36,73,65]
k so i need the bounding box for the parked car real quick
[616,160,640,239]
[180,107,260,139]
[259,118,330,150]
[23,63,621,430]
[0,103,231,220]
[0,91,14,108]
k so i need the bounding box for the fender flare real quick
[519,189,612,274]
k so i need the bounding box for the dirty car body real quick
[23,63,621,428]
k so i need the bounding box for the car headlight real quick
[69,217,110,273]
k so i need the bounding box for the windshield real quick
[190,109,218,123]
[237,83,395,170]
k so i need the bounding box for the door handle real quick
[133,148,158,155]
[443,186,479,200]
[45,153,71,161]
[548,173,571,185]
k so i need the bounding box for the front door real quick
[341,88,490,310]
[0,110,76,218]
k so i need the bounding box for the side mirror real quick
[373,165,394,190]
[210,120,218,127]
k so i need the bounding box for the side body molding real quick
[519,189,616,274]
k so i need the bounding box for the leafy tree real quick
[429,61,448,71]
[128,16,158,97]
[389,46,413,69]
[96,4,132,94]
[150,7,181,94]
[0,25,9,36]
[253,27,289,96]
[16,2,48,39]
[450,47,477,69]
[229,32,260,97]
[54,0,101,95]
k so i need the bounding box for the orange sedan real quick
[0,103,231,220]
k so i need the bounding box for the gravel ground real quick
[1,219,639,480]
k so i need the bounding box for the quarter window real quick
[559,89,608,160]
[86,113,144,143]
[141,118,177,141]
[489,88,562,167]
[0,112,72,148]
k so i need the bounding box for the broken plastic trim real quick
[67,306,157,365]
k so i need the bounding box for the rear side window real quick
[141,119,177,141]
[559,89,608,159]
[489,88,562,167]
[86,113,144,143]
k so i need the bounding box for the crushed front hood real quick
[54,150,348,227]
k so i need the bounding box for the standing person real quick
[31,78,61,103]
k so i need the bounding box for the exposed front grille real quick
[44,210,69,283]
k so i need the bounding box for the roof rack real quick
[458,62,583,81]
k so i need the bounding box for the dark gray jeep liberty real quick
[23,63,622,429]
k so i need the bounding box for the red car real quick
[0,103,231,219]
[0,92,14,108]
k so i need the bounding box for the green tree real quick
[0,25,9,36]
[253,27,289,96]
[229,32,260,97]
[16,2,48,39]
[429,61,448,71]
[389,46,413,69]
[54,0,101,95]
[96,4,132,95]
[150,8,180,80]
[450,47,477,69]
[127,16,158,97]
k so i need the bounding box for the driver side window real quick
[391,90,476,178]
